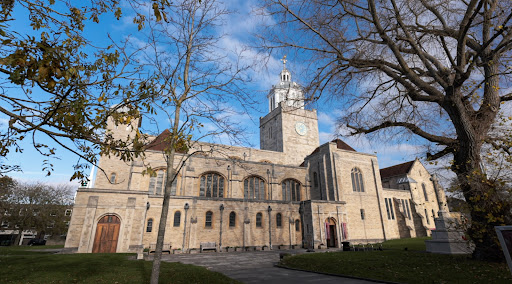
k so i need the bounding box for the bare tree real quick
[261,0,512,261]
[128,1,253,282]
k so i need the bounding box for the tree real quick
[0,0,170,181]
[128,1,253,282]
[0,178,74,245]
[261,0,512,261]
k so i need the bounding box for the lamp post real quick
[182,203,189,251]
[267,205,272,250]
[219,204,224,252]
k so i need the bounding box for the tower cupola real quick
[267,55,305,112]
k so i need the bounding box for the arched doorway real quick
[92,215,120,253]
[325,217,338,248]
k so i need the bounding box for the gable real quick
[380,160,415,179]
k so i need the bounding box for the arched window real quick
[146,218,153,232]
[351,168,365,192]
[295,219,300,231]
[199,173,224,198]
[422,183,429,201]
[149,170,177,196]
[256,212,262,227]
[173,211,181,227]
[432,209,435,220]
[424,209,430,224]
[244,176,266,200]
[282,179,301,201]
[110,172,117,183]
[229,211,236,227]
[276,213,282,227]
[205,211,213,228]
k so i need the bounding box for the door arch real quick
[325,217,338,248]
[92,215,121,253]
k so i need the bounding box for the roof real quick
[308,138,357,157]
[332,139,356,152]
[145,129,188,153]
[379,160,415,179]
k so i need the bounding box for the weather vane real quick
[281,55,287,69]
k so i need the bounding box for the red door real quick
[92,215,120,253]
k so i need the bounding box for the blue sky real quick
[2,0,427,186]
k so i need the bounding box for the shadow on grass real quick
[0,250,239,284]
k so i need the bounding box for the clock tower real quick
[260,57,320,165]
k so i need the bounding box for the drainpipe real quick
[219,204,224,252]
[267,205,272,249]
[182,203,189,251]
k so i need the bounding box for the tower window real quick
[295,219,300,231]
[146,218,153,232]
[351,168,365,192]
[276,213,282,227]
[422,183,429,201]
[256,212,262,227]
[110,173,116,183]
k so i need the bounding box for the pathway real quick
[156,249,377,284]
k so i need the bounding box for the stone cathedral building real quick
[64,62,448,254]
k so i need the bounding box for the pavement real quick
[152,249,378,284]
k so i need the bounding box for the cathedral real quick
[64,61,448,254]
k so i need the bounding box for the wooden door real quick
[92,215,120,253]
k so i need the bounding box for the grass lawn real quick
[0,246,238,284]
[280,238,512,284]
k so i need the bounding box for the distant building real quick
[0,206,72,245]
[64,61,448,253]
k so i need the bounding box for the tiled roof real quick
[308,139,356,157]
[332,139,356,152]
[379,160,415,179]
[145,129,188,153]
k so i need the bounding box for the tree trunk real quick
[150,105,182,284]
[14,228,23,246]
[453,143,511,261]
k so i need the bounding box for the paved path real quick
[156,250,376,284]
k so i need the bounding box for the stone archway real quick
[325,217,338,248]
[92,215,120,253]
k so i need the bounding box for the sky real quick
[2,0,433,187]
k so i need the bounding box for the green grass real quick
[379,236,430,251]
[280,238,512,284]
[0,246,239,284]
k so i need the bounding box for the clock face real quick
[295,122,308,136]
